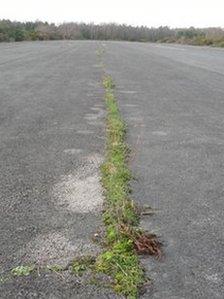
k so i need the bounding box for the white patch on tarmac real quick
[84,107,105,121]
[92,64,102,68]
[90,107,104,112]
[128,116,143,122]
[53,153,104,214]
[56,174,102,213]
[152,131,168,136]
[87,120,104,127]
[205,273,221,283]
[84,113,99,121]
[23,232,100,266]
[119,90,138,94]
[122,104,139,108]
[63,148,83,154]
[93,104,104,108]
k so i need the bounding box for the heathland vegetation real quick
[1,20,224,47]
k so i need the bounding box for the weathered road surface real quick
[0,41,120,298]
[103,42,224,298]
[1,41,224,299]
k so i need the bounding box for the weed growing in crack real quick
[11,265,35,277]
[95,76,161,298]
[72,256,95,276]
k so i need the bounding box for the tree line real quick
[0,20,224,47]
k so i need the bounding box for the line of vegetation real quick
[0,20,224,47]
[94,76,161,298]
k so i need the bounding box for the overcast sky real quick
[1,0,224,28]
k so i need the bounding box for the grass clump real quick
[11,265,35,277]
[72,256,95,276]
[95,76,144,298]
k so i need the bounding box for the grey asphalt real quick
[1,41,224,299]
[103,42,224,298]
[0,41,120,298]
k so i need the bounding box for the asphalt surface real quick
[103,42,224,298]
[0,41,120,298]
[1,41,224,299]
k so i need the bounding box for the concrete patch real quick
[127,116,143,122]
[63,148,83,155]
[90,107,104,112]
[119,90,138,94]
[121,104,139,108]
[84,107,105,121]
[23,232,100,267]
[87,120,104,127]
[52,154,104,214]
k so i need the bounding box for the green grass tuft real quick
[11,265,35,277]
